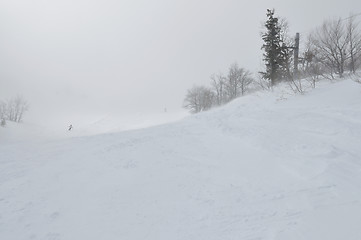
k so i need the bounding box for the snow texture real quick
[1,79,361,240]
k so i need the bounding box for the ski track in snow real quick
[1,79,361,240]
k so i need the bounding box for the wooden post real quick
[294,33,300,78]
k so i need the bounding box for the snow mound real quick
[1,79,361,240]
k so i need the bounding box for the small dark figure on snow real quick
[1,118,6,127]
[68,124,73,131]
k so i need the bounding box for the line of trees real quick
[0,96,29,126]
[260,9,361,88]
[184,9,361,114]
[303,15,361,79]
[183,63,254,114]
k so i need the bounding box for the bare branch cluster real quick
[0,96,29,125]
[304,16,361,79]
[183,62,254,114]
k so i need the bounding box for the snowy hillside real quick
[0,111,189,143]
[1,79,361,240]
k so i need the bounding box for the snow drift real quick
[1,79,361,240]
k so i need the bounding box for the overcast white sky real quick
[1,0,360,123]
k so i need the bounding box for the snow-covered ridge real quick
[1,79,361,240]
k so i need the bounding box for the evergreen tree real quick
[261,9,287,85]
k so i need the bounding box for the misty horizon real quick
[1,0,360,124]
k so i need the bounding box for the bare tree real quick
[0,101,6,127]
[183,86,214,114]
[184,63,254,113]
[225,63,253,100]
[210,73,227,106]
[279,18,294,80]
[298,36,323,88]
[254,72,272,91]
[346,15,361,73]
[0,101,6,120]
[310,18,349,78]
[1,96,29,122]
[14,96,29,122]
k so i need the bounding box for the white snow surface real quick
[1,79,361,240]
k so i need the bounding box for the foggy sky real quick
[1,0,360,123]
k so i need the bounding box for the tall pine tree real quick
[261,9,287,86]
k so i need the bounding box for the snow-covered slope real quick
[75,111,189,136]
[1,79,361,240]
[0,111,189,144]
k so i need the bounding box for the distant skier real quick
[1,118,6,127]
[68,124,73,131]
